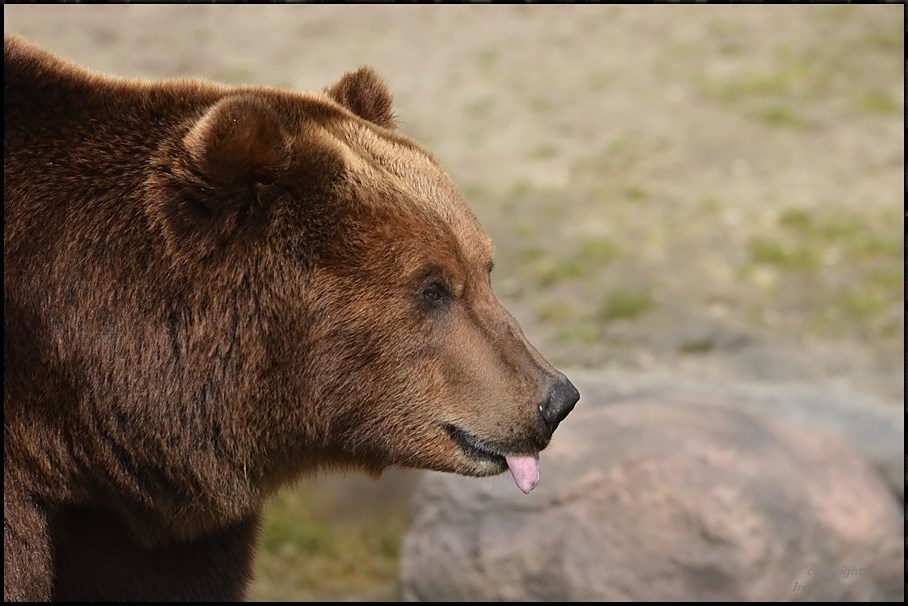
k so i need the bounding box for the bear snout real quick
[538,376,580,436]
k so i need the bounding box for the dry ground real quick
[5,4,903,601]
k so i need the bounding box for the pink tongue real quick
[505,453,540,494]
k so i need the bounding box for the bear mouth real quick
[444,423,542,493]
[443,423,508,469]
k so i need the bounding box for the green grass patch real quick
[459,182,488,203]
[527,143,557,160]
[821,4,858,20]
[518,245,546,263]
[514,220,537,237]
[537,258,587,287]
[745,206,903,343]
[857,90,902,115]
[747,236,820,271]
[541,203,565,221]
[607,136,634,155]
[813,216,861,241]
[697,45,835,118]
[508,180,535,199]
[259,492,333,557]
[624,185,649,201]
[475,48,500,70]
[839,287,891,321]
[699,197,723,214]
[776,207,903,263]
[809,285,900,336]
[533,236,622,287]
[845,232,901,260]
[553,323,599,345]
[744,307,768,330]
[863,27,904,52]
[253,486,408,601]
[679,337,717,355]
[750,105,809,130]
[778,208,812,230]
[598,289,654,323]
[868,265,904,291]
[535,302,576,324]
[699,54,819,104]
[578,236,623,265]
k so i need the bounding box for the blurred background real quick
[6,4,903,601]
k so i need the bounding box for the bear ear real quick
[183,95,288,185]
[325,66,397,130]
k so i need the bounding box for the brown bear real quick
[3,34,579,601]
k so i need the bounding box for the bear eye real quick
[422,279,452,308]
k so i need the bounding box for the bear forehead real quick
[323,116,495,264]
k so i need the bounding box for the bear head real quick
[145,67,579,500]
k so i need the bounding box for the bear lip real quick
[443,423,534,468]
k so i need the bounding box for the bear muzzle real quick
[443,374,580,494]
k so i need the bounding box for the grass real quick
[553,323,599,346]
[475,48,500,74]
[606,136,634,156]
[578,236,623,265]
[778,207,903,261]
[847,234,902,260]
[537,258,587,287]
[508,180,535,199]
[695,42,843,130]
[698,53,820,104]
[839,288,891,321]
[746,207,901,273]
[251,486,408,601]
[514,220,537,237]
[624,185,649,201]
[739,204,903,344]
[863,26,904,52]
[533,236,623,287]
[518,245,546,263]
[598,289,654,323]
[778,208,812,230]
[868,265,904,291]
[807,283,898,337]
[857,90,902,115]
[679,337,717,355]
[821,4,858,20]
[527,143,557,160]
[750,105,809,130]
[698,197,723,214]
[459,182,487,203]
[747,236,820,271]
[535,301,577,323]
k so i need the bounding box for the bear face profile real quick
[3,34,579,601]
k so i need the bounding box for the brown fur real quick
[3,34,577,601]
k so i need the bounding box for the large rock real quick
[399,394,904,601]
[558,369,905,501]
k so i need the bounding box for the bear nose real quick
[539,377,580,433]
